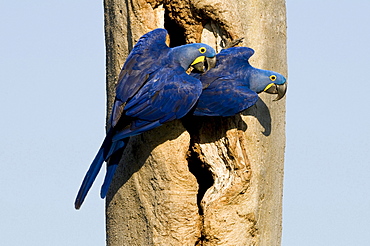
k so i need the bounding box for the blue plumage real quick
[75,28,216,209]
[192,47,287,117]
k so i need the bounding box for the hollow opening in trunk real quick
[187,149,213,215]
[164,7,187,47]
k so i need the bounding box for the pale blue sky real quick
[1,1,369,245]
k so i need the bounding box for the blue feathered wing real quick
[193,47,258,116]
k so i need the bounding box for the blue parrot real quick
[75,28,216,209]
[192,47,287,117]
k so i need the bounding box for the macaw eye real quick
[270,75,277,81]
[199,47,207,54]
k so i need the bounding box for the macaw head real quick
[249,68,287,101]
[171,43,217,72]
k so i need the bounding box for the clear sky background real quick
[1,0,369,245]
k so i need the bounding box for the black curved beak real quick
[192,56,217,73]
[264,82,287,101]
[206,56,217,71]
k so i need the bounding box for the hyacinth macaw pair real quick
[75,28,287,209]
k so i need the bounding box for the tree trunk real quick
[104,0,287,245]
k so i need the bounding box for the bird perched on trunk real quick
[192,47,287,117]
[75,28,216,209]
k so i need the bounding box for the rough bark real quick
[104,0,287,245]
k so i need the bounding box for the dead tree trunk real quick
[104,0,287,245]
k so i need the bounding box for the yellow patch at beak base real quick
[191,56,205,65]
[264,83,275,92]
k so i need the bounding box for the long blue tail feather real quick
[74,144,107,209]
[74,131,113,209]
[100,164,118,199]
[100,140,128,199]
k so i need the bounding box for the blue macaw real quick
[75,28,216,209]
[192,47,287,117]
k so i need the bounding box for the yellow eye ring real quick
[270,75,277,81]
[199,47,207,54]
